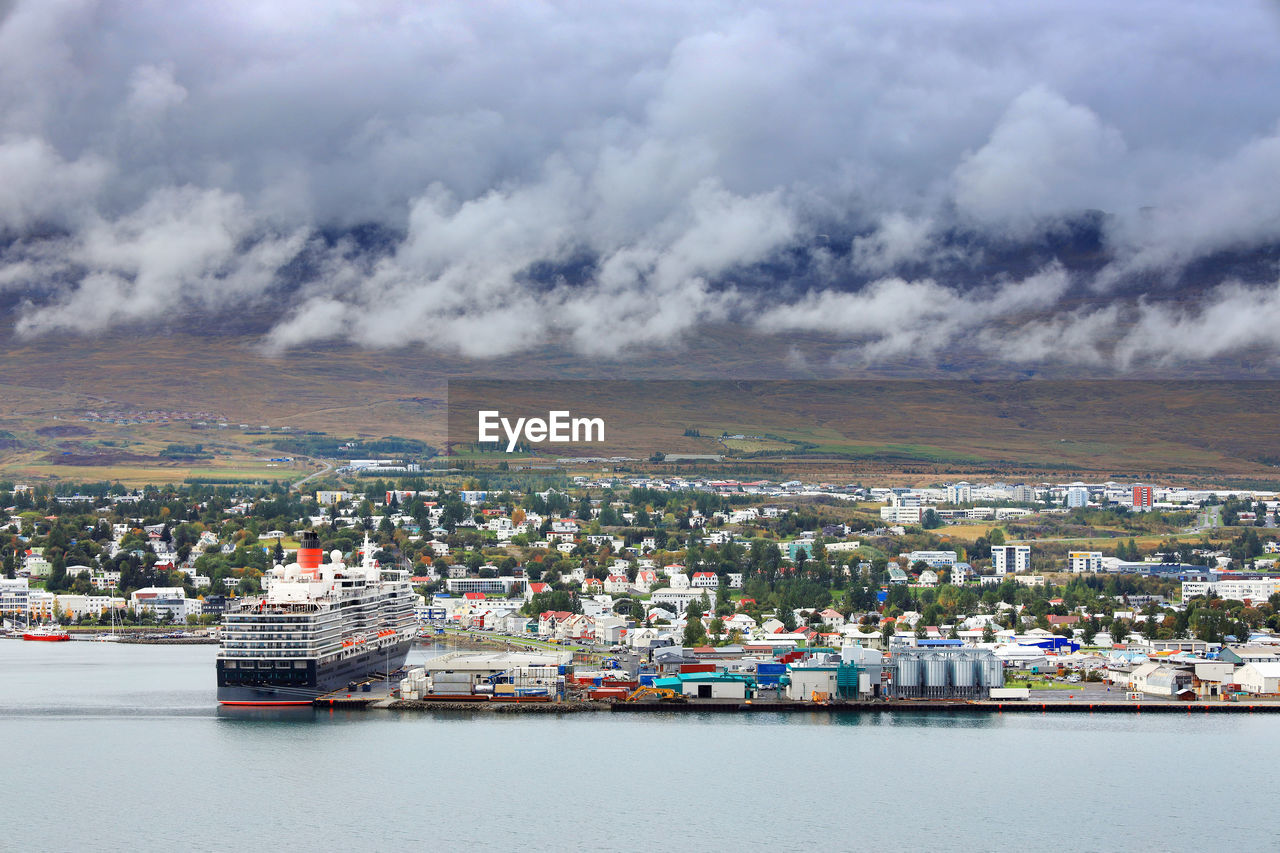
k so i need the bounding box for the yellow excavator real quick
[626,686,686,702]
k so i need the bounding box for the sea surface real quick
[0,639,1272,852]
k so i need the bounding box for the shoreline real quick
[312,696,1280,714]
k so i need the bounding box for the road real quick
[1187,505,1222,534]
[291,457,334,490]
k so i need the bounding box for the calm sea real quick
[0,640,1270,852]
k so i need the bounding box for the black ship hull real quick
[217,640,412,704]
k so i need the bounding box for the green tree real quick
[683,616,707,647]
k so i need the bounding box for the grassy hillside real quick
[0,330,1278,486]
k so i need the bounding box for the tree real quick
[988,528,1006,547]
[1112,618,1130,643]
[982,623,995,643]
[46,555,67,592]
[682,617,706,647]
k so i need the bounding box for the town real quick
[4,471,1280,707]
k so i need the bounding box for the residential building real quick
[992,545,1031,575]
[907,550,958,568]
[0,577,30,617]
[129,587,189,622]
[880,505,922,525]
[445,577,521,596]
[1182,578,1280,603]
[650,587,715,613]
[1068,551,1103,573]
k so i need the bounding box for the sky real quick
[2,0,1280,371]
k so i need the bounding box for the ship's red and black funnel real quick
[298,530,322,575]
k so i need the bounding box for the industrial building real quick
[415,651,571,697]
[888,648,1004,699]
[654,672,752,699]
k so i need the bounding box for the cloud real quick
[756,264,1071,363]
[0,1,1278,373]
[953,86,1128,228]
[0,135,108,231]
[850,213,939,275]
[15,185,308,334]
[125,63,188,122]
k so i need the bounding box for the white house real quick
[129,587,189,622]
[650,587,714,613]
[818,608,846,629]
[633,570,659,593]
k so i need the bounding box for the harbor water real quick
[0,640,1273,852]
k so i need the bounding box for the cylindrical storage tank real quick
[951,656,975,689]
[924,655,949,693]
[895,656,920,689]
[981,657,1004,689]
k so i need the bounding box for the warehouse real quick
[1234,662,1280,695]
[420,650,571,695]
[654,672,751,699]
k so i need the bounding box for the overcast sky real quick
[2,0,1279,370]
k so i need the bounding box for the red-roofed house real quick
[538,611,574,638]
[581,577,604,594]
[691,571,718,589]
[604,574,630,594]
[633,570,659,593]
[524,582,551,602]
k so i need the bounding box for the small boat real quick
[23,625,71,642]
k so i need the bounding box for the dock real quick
[609,699,1280,714]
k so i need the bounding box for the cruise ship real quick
[216,531,417,705]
